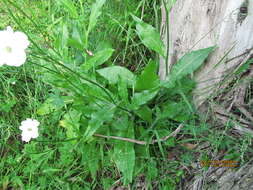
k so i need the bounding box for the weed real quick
[1,0,252,190]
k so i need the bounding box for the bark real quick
[183,158,253,190]
[160,0,253,189]
[159,0,253,107]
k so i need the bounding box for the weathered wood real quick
[160,1,253,189]
[160,0,253,107]
[184,158,253,190]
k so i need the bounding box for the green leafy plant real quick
[1,0,218,189]
[31,5,214,183]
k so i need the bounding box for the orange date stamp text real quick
[200,160,239,167]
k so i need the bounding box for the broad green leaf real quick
[37,97,60,115]
[134,145,149,176]
[88,0,106,34]
[0,99,16,113]
[132,15,165,57]
[82,143,100,179]
[84,105,115,139]
[160,101,183,120]
[102,178,114,190]
[111,115,129,131]
[132,90,158,108]
[59,109,81,140]
[97,66,136,86]
[135,60,159,91]
[135,105,152,123]
[160,101,192,122]
[68,21,87,50]
[79,80,111,101]
[147,159,158,181]
[235,58,253,75]
[68,25,83,50]
[81,48,114,71]
[168,77,196,96]
[164,137,176,147]
[54,22,69,55]
[96,40,113,51]
[58,144,75,165]
[37,95,73,115]
[58,0,78,18]
[114,122,135,185]
[163,46,216,88]
[68,38,83,50]
[118,78,129,104]
[176,77,196,94]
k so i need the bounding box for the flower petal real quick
[0,26,30,67]
[19,118,40,142]
[6,26,14,33]
[31,131,39,138]
[21,133,32,142]
[14,31,30,49]
[2,50,27,67]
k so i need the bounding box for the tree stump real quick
[160,0,253,189]
[160,0,253,107]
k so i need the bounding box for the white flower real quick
[0,26,30,67]
[19,118,40,142]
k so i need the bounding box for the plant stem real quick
[162,0,170,76]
